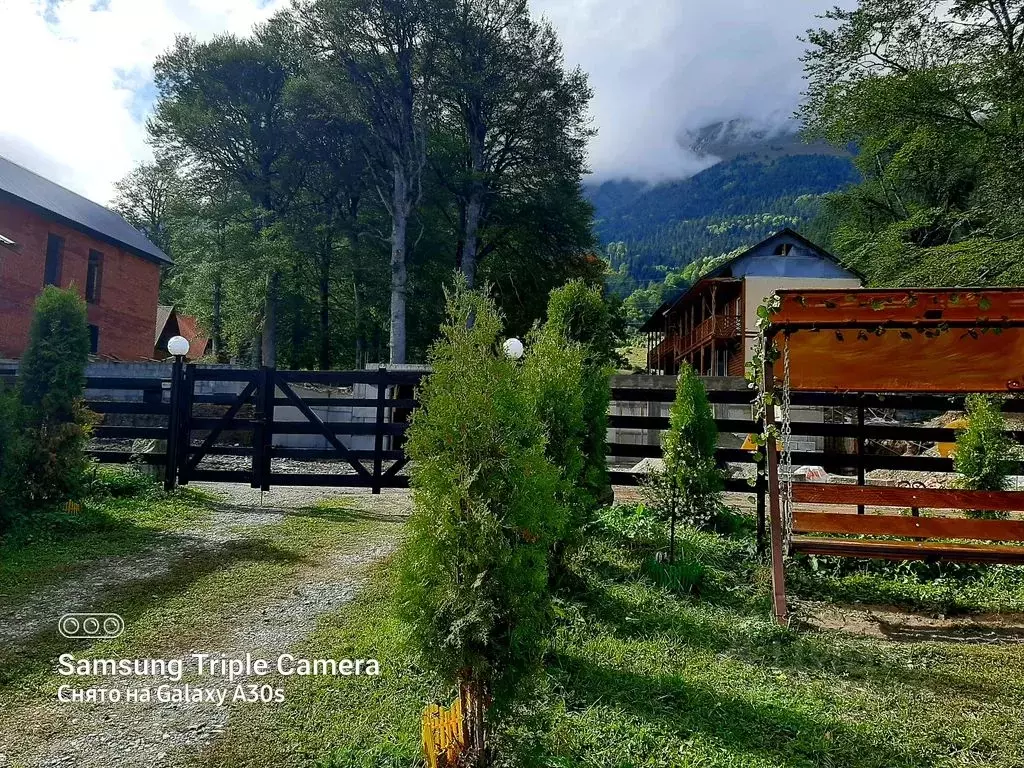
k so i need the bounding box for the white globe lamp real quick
[503,337,524,360]
[167,335,190,359]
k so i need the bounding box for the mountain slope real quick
[589,149,859,291]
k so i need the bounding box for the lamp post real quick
[164,336,190,492]
[503,337,524,360]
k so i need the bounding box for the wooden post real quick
[857,400,866,514]
[164,356,183,492]
[763,348,788,625]
[178,363,196,486]
[372,364,388,495]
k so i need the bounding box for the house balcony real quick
[676,313,742,358]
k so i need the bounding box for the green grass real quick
[199,525,1024,768]
[0,491,402,704]
[0,466,213,607]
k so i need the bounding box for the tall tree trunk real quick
[462,190,483,287]
[353,279,364,369]
[459,678,489,767]
[461,116,486,287]
[319,238,332,371]
[262,271,279,367]
[211,275,225,362]
[389,163,409,365]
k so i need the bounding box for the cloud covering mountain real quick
[0,0,849,202]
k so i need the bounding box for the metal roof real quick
[639,229,862,332]
[0,156,170,265]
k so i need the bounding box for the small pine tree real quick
[0,384,26,531]
[397,278,565,764]
[545,280,613,506]
[644,364,723,560]
[16,286,92,507]
[523,323,589,547]
[955,394,1015,519]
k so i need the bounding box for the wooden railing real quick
[678,313,741,357]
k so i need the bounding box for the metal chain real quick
[781,335,794,555]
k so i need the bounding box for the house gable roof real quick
[640,229,863,332]
[0,156,170,265]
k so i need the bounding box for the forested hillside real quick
[589,152,859,293]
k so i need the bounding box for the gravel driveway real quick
[0,484,410,768]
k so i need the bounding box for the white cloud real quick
[533,0,849,182]
[0,0,288,203]
[0,0,845,201]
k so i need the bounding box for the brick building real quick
[0,156,169,360]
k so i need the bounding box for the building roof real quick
[640,229,862,332]
[0,156,170,265]
[155,305,209,361]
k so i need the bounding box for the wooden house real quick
[641,229,863,376]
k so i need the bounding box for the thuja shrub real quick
[397,279,565,764]
[955,394,1015,519]
[16,286,92,508]
[523,322,590,532]
[545,280,613,507]
[0,384,26,532]
[643,363,723,560]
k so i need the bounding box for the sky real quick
[0,0,841,204]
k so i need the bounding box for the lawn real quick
[201,523,1024,768]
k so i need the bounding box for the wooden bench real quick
[789,484,1024,565]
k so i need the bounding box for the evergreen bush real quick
[0,384,26,532]
[397,279,565,764]
[643,363,723,560]
[16,287,92,508]
[955,394,1015,519]
[544,280,613,507]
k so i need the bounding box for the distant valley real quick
[586,120,859,294]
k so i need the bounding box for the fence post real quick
[252,366,275,490]
[856,398,866,514]
[177,363,196,486]
[261,366,274,492]
[755,466,766,557]
[372,364,388,495]
[164,357,184,492]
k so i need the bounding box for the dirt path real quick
[0,485,410,768]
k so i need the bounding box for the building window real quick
[88,324,99,355]
[86,250,103,303]
[773,243,794,256]
[44,234,64,286]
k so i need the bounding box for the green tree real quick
[801,0,1024,286]
[429,0,593,287]
[398,277,564,763]
[644,364,723,560]
[149,18,304,365]
[955,394,1016,519]
[17,287,92,508]
[545,280,615,505]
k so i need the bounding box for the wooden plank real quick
[772,288,1024,326]
[793,511,1024,542]
[792,536,1024,564]
[92,426,169,439]
[88,451,165,465]
[792,484,1024,512]
[271,447,404,461]
[185,469,252,483]
[86,377,165,389]
[191,369,259,382]
[270,473,410,488]
[86,402,172,415]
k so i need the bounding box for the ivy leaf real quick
[978,296,992,312]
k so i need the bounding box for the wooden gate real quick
[170,365,423,493]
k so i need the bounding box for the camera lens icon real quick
[59,613,124,640]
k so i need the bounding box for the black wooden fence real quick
[4,366,1022,510]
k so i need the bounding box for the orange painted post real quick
[762,352,788,626]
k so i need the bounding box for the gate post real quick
[252,366,275,491]
[372,364,388,495]
[177,364,196,486]
[164,356,184,492]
